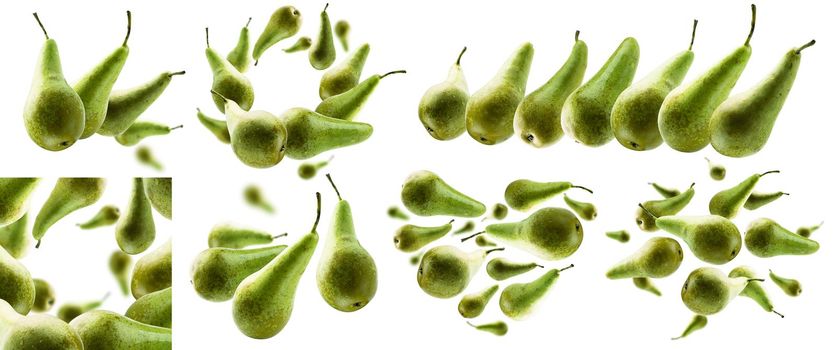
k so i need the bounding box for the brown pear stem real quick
[485,247,505,255]
[572,185,593,194]
[323,3,329,12]
[209,90,227,101]
[325,174,342,201]
[272,233,288,239]
[205,27,210,48]
[456,46,467,65]
[795,40,816,54]
[461,231,485,242]
[36,239,42,249]
[638,203,658,219]
[760,170,780,177]
[245,17,252,28]
[169,125,184,131]
[747,278,764,283]
[169,71,186,77]
[536,264,544,268]
[689,19,698,51]
[575,30,580,42]
[558,264,575,272]
[122,11,132,47]
[33,13,49,39]
[745,4,756,46]
[381,70,407,79]
[689,182,695,189]
[772,310,785,318]
[311,192,322,232]
[447,219,455,225]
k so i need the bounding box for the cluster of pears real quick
[191,174,378,339]
[198,3,404,169]
[394,170,597,335]
[1,177,173,348]
[417,4,813,158]
[23,11,185,155]
[603,162,821,339]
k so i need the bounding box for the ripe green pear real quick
[226,18,252,73]
[115,121,182,146]
[729,266,783,317]
[283,36,312,53]
[32,278,56,312]
[769,270,802,296]
[125,287,171,328]
[744,191,788,210]
[745,218,819,257]
[0,178,40,226]
[499,265,573,319]
[334,20,350,51]
[417,245,503,298]
[213,91,286,168]
[116,178,156,255]
[504,179,592,212]
[191,245,286,302]
[401,170,485,217]
[0,299,83,350]
[309,4,336,70]
[563,194,596,221]
[605,230,630,243]
[648,209,742,265]
[57,294,109,323]
[243,184,274,214]
[705,157,726,180]
[635,183,694,231]
[33,178,106,246]
[606,237,683,279]
[484,207,583,260]
[458,284,498,318]
[98,71,185,136]
[796,221,823,238]
[485,257,542,281]
[418,47,469,141]
[131,240,171,299]
[0,247,35,314]
[137,146,162,168]
[253,5,302,63]
[681,267,755,315]
[489,203,508,220]
[709,170,778,219]
[280,107,373,160]
[475,235,497,247]
[453,220,475,234]
[0,213,30,258]
[196,107,230,144]
[649,182,680,198]
[672,314,707,340]
[633,277,662,296]
[393,219,453,252]
[468,320,508,336]
[143,177,171,220]
[207,223,284,249]
[319,43,370,99]
[70,310,171,350]
[298,156,333,180]
[207,29,254,113]
[109,250,132,296]
[315,70,406,121]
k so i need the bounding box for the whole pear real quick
[499,265,573,319]
[213,91,286,168]
[729,266,783,317]
[57,294,109,323]
[458,284,499,318]
[226,18,252,73]
[635,183,694,231]
[769,270,802,296]
[672,314,708,340]
[401,170,485,217]
[646,208,742,265]
[417,245,503,298]
[207,223,284,249]
[419,47,469,140]
[0,299,83,350]
[743,191,788,210]
[681,267,754,315]
[485,207,583,260]
[468,320,508,336]
[315,70,406,121]
[131,240,171,299]
[70,310,171,350]
[745,218,819,257]
[504,179,592,212]
[115,178,156,255]
[280,107,373,160]
[109,250,132,296]
[334,20,350,51]
[207,29,254,113]
[563,194,597,221]
[33,178,106,247]
[709,170,778,219]
[309,3,336,70]
[191,245,286,302]
[98,71,185,136]
[252,5,302,63]
[485,257,543,281]
[606,237,683,279]
[319,43,370,99]
[32,278,56,312]
[393,219,454,252]
[115,121,182,146]
[196,108,230,144]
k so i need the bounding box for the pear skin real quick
[681,267,753,315]
[393,220,453,252]
[709,170,778,219]
[196,108,230,144]
[504,179,592,212]
[0,299,83,350]
[606,237,683,279]
[672,314,707,340]
[143,177,172,220]
[417,245,503,298]
[743,191,788,210]
[0,213,31,258]
[125,287,172,328]
[309,4,336,70]
[0,178,41,226]
[115,121,181,147]
[334,20,350,51]
[252,5,302,63]
[226,18,252,73]
[115,178,156,255]
[745,218,819,257]
[635,183,694,231]
[319,43,370,99]
[458,284,499,318]
[0,247,35,314]
[213,91,286,168]
[207,223,283,249]
[651,211,742,265]
[315,70,406,121]
[131,240,171,299]
[499,265,573,319]
[70,310,171,350]
[419,47,470,141]
[191,245,286,302]
[207,29,254,113]
[769,270,802,296]
[485,207,583,260]
[280,107,373,160]
[485,257,543,281]
[729,266,783,317]
[98,71,185,136]
[33,178,106,247]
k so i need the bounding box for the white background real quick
[1,0,835,348]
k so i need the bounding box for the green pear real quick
[143,178,171,220]
[475,235,497,247]
[729,266,783,317]
[796,221,823,238]
[465,42,534,145]
[643,206,742,265]
[98,71,185,136]
[504,179,592,212]
[705,157,726,180]
[612,21,696,150]
[453,220,475,234]
[196,107,231,144]
[681,267,757,315]
[213,91,286,168]
[710,40,815,157]
[605,230,630,243]
[485,257,543,281]
[672,314,707,340]
[516,31,587,147]
[232,193,321,339]
[315,70,406,120]
[316,175,378,312]
[252,5,302,63]
[283,36,312,53]
[136,146,163,170]
[191,245,286,302]
[0,213,30,259]
[309,4,336,70]
[467,320,508,336]
[709,170,779,219]
[74,11,131,139]
[489,203,508,220]
[57,293,109,323]
[32,278,56,312]
[125,287,171,328]
[418,47,469,141]
[131,240,171,299]
[115,121,182,146]
[33,178,106,247]
[499,265,574,319]
[744,191,788,210]
[408,251,423,266]
[334,19,350,51]
[659,4,756,152]
[393,219,454,252]
[633,277,661,296]
[280,107,373,160]
[769,270,801,297]
[745,218,819,257]
[24,14,85,151]
[207,29,254,113]
[0,299,83,350]
[243,184,274,214]
[387,206,409,220]
[115,178,156,255]
[417,245,503,298]
[0,247,35,314]
[562,37,639,146]
[401,170,485,217]
[635,183,694,231]
[319,43,370,99]
[649,182,680,198]
[298,156,333,180]
[0,178,40,226]
[606,237,683,279]
[207,223,285,249]
[109,250,132,296]
[484,207,583,260]
[563,194,596,221]
[458,284,498,318]
[226,18,252,73]
[70,310,171,350]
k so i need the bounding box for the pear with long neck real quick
[605,237,683,279]
[516,31,587,147]
[0,299,84,350]
[98,70,185,136]
[57,293,110,323]
[226,18,252,72]
[417,245,503,298]
[458,284,499,318]
[316,175,378,312]
[232,193,321,339]
[485,207,583,260]
[280,107,373,160]
[252,5,302,63]
[70,311,171,350]
[315,70,406,121]
[207,28,254,113]
[213,91,286,168]
[499,265,574,319]
[612,20,696,151]
[711,40,815,157]
[504,179,592,211]
[681,267,756,315]
[485,257,543,281]
[207,223,285,249]
[466,42,534,145]
[659,4,756,152]
[744,191,788,210]
[33,178,107,247]
[393,219,454,252]
[645,206,742,265]
[319,43,370,99]
[419,47,469,140]
[745,218,819,257]
[635,183,695,231]
[729,266,783,317]
[400,170,486,217]
[709,170,778,219]
[191,245,287,302]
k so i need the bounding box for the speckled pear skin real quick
[485,207,583,260]
[98,71,185,136]
[606,237,683,279]
[635,183,694,231]
[253,6,302,63]
[401,170,486,217]
[745,218,819,257]
[215,93,286,169]
[309,4,336,70]
[226,18,252,73]
[320,43,370,99]
[562,37,639,147]
[0,247,35,314]
[0,178,41,226]
[419,47,470,141]
[515,32,586,148]
[393,220,453,252]
[70,310,171,350]
[0,299,83,350]
[191,245,286,302]
[196,108,231,144]
[280,107,373,160]
[466,42,534,145]
[33,178,106,245]
[655,214,741,265]
[458,284,499,318]
[207,29,254,113]
[681,267,749,315]
[131,240,171,299]
[743,191,788,210]
[0,213,31,258]
[115,178,156,255]
[143,178,172,220]
[417,246,498,298]
[125,287,172,328]
[563,194,597,221]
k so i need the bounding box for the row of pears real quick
[417,4,814,158]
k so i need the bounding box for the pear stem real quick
[33,13,49,39]
[323,3,329,12]
[325,173,342,201]
[689,19,698,51]
[209,90,228,101]
[575,30,580,42]
[36,239,42,249]
[447,219,455,225]
[638,203,658,219]
[745,4,756,46]
[205,27,210,48]
[760,170,780,177]
[245,17,252,28]
[311,192,322,232]
[572,185,593,194]
[381,70,407,79]
[558,264,575,272]
[485,247,505,255]
[169,125,184,131]
[461,231,485,242]
[122,11,132,47]
[795,40,816,54]
[772,310,785,318]
[169,71,186,77]
[536,264,544,268]
[689,182,695,189]
[747,278,765,283]
[272,233,288,239]
[456,46,467,65]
